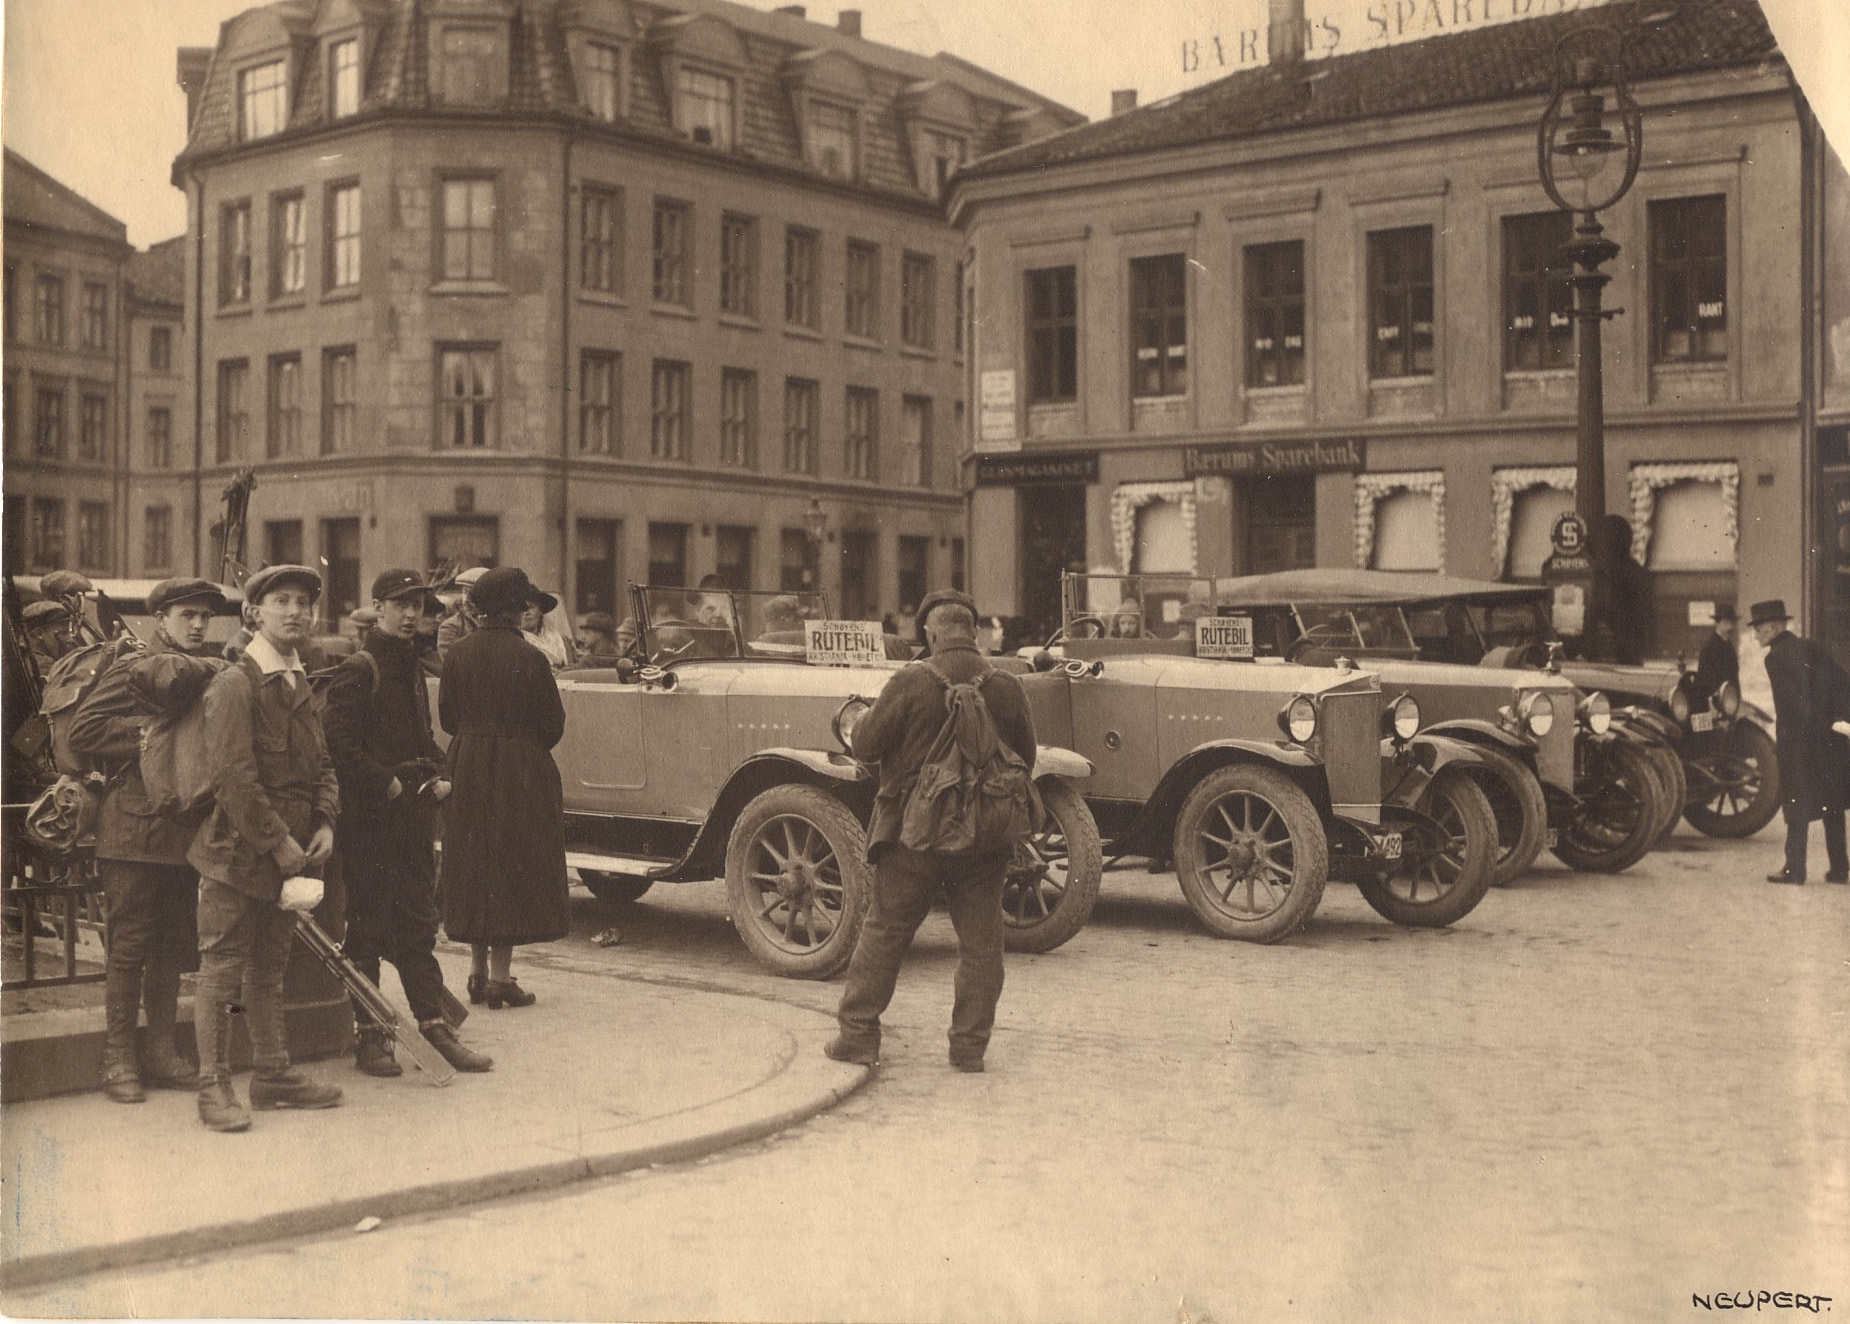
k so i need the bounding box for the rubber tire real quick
[1357,769,1499,927]
[1172,765,1328,944]
[1644,741,1689,845]
[1462,745,1549,887]
[579,871,654,905]
[1550,739,1665,874]
[1683,720,1782,838]
[723,785,870,979]
[1001,781,1103,955]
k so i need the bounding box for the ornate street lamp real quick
[802,496,828,590]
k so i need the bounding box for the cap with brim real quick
[38,570,93,597]
[244,564,323,604]
[349,606,381,626]
[372,569,429,602]
[148,577,228,615]
[22,600,70,625]
[915,589,978,631]
[1748,599,1792,628]
[451,566,490,588]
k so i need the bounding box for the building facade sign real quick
[979,369,1018,444]
[1181,437,1366,479]
[974,450,1100,487]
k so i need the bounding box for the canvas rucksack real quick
[38,635,145,778]
[135,652,230,818]
[897,657,1041,856]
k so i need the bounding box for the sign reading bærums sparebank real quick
[1182,438,1365,478]
[805,621,887,666]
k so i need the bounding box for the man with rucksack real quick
[323,570,491,1076]
[825,590,1039,1074]
[69,578,226,1103]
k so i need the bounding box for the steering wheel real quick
[1049,615,1107,648]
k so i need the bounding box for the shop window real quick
[239,60,287,140]
[720,369,756,468]
[1027,266,1077,402]
[845,387,878,480]
[440,177,497,282]
[329,38,361,118]
[720,213,757,318]
[807,101,857,178]
[1133,499,1192,574]
[438,345,497,449]
[580,351,620,455]
[1369,226,1435,378]
[323,347,357,454]
[266,519,304,567]
[1130,254,1187,398]
[783,377,818,474]
[716,526,754,590]
[327,182,362,290]
[217,360,248,462]
[677,68,733,148]
[581,187,623,295]
[1646,481,1733,570]
[36,271,65,344]
[272,192,306,297]
[785,227,819,329]
[1506,485,1575,580]
[1371,489,1440,571]
[219,202,252,306]
[1504,211,1573,371]
[267,354,301,458]
[845,241,880,339]
[652,199,691,306]
[575,519,621,615]
[901,252,935,349]
[429,516,497,572]
[1651,195,1727,363]
[648,522,689,586]
[651,360,690,461]
[1244,241,1305,388]
[841,531,876,620]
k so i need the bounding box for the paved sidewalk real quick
[0,950,868,1289]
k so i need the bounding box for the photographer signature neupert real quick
[1692,1291,1833,1312]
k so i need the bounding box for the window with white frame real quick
[268,355,302,457]
[845,386,877,481]
[651,359,690,461]
[438,346,497,448]
[581,186,621,295]
[720,368,756,468]
[652,199,690,305]
[901,252,935,349]
[720,213,757,318]
[808,101,857,178]
[785,227,819,329]
[323,347,356,454]
[846,241,880,339]
[580,350,619,455]
[784,378,818,474]
[898,395,930,488]
[272,192,306,297]
[327,182,361,289]
[677,68,733,148]
[239,60,287,140]
[441,178,496,282]
[220,202,252,306]
[330,38,361,118]
[584,42,621,121]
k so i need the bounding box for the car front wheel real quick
[1001,781,1102,954]
[1358,768,1498,927]
[723,785,870,979]
[1551,738,1664,873]
[1683,721,1781,838]
[1171,765,1327,944]
[1463,745,1549,886]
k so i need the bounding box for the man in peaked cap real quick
[325,570,490,1077]
[22,598,76,670]
[68,578,228,1103]
[437,565,490,661]
[189,564,344,1130]
[1753,600,1850,885]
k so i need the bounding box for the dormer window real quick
[925,131,964,198]
[437,25,504,105]
[584,42,621,121]
[239,60,288,140]
[329,38,361,117]
[678,68,734,148]
[897,80,976,199]
[808,102,857,179]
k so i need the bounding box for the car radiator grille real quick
[1319,690,1382,824]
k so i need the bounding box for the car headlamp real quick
[1279,694,1319,744]
[1579,691,1612,735]
[1669,685,1692,724]
[832,696,873,753]
[1715,680,1741,718]
[1384,693,1421,742]
[1518,690,1555,738]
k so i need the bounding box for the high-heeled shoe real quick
[466,973,488,1006]
[484,978,536,1010]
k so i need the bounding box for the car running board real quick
[566,850,669,879]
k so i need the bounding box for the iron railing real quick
[2,808,107,990]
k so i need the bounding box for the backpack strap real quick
[919,655,991,689]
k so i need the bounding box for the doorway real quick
[1020,483,1086,639]
[1239,474,1316,575]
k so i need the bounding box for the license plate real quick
[1379,832,1403,860]
[1690,712,1714,732]
[1545,828,1559,849]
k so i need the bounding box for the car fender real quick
[1613,707,1680,743]
[1382,733,1482,808]
[1421,718,1535,758]
[1106,737,1327,859]
[664,749,872,882]
[1031,745,1092,783]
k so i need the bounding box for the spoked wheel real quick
[1172,765,1327,944]
[1644,741,1689,844]
[1551,739,1665,873]
[1683,721,1781,838]
[1001,781,1102,954]
[724,785,869,978]
[1464,745,1549,886]
[578,871,654,905]
[1357,769,1498,927]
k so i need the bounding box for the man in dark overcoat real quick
[1752,599,1850,884]
[438,567,569,1007]
[825,590,1039,1073]
[69,578,224,1103]
[1689,603,1739,707]
[325,570,491,1075]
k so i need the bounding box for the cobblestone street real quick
[14,823,1848,1323]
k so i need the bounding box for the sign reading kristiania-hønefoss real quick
[1182,438,1366,479]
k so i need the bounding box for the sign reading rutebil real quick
[805,621,887,666]
[1195,615,1255,660]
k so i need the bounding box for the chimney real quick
[1110,89,1138,116]
[837,9,861,38]
[1268,0,1307,63]
[774,5,806,16]
[177,47,213,133]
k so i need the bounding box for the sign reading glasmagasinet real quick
[975,451,1101,486]
[1182,438,1365,479]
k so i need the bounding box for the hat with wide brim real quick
[1747,599,1792,628]
[243,564,323,604]
[469,566,554,616]
[148,577,229,615]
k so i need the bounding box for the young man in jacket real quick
[826,590,1039,1073]
[188,564,344,1131]
[324,570,491,1076]
[69,577,226,1103]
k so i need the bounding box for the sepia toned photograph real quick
[1,0,1845,1318]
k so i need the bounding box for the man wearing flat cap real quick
[826,588,1039,1074]
[69,578,227,1103]
[189,564,345,1129]
[436,565,490,661]
[324,571,490,1076]
[1752,600,1850,884]
[22,598,76,672]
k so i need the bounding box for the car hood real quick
[1117,654,1382,698]
[1555,660,1681,706]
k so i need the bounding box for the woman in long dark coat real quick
[439,567,569,1006]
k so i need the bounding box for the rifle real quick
[292,912,455,1086]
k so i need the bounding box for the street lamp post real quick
[1537,24,1644,648]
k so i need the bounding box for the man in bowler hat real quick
[1751,600,1850,884]
[1689,603,1739,708]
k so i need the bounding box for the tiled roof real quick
[127,236,188,307]
[176,0,1081,204]
[3,149,130,246]
[961,0,1780,181]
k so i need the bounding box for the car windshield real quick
[1063,573,1225,642]
[631,585,829,663]
[1292,604,1417,654]
[1468,600,1553,650]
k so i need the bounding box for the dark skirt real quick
[439,732,570,946]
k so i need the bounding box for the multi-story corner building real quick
[169,0,1078,626]
[953,0,1846,658]
[4,151,135,580]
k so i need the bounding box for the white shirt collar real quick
[245,632,305,679]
